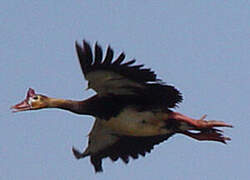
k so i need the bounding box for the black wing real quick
[90,134,173,172]
[75,40,159,95]
[75,40,182,107]
[72,119,174,172]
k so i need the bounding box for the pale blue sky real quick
[1,1,249,179]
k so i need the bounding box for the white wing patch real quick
[86,70,143,95]
[83,108,174,156]
[83,118,119,155]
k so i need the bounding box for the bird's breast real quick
[101,108,173,136]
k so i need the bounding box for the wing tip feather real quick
[75,40,160,84]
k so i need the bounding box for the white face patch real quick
[28,97,38,106]
[28,98,33,106]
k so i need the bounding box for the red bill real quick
[11,88,36,112]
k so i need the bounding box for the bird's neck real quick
[47,98,88,115]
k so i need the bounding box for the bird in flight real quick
[12,40,232,173]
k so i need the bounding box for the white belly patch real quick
[100,108,173,136]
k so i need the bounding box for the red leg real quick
[181,129,231,144]
[168,112,233,144]
[168,112,233,130]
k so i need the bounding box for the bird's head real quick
[11,88,49,112]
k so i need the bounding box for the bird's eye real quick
[33,96,39,100]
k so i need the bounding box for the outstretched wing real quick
[72,119,174,172]
[75,40,160,96]
[90,134,173,172]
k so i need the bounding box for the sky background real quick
[1,1,249,179]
